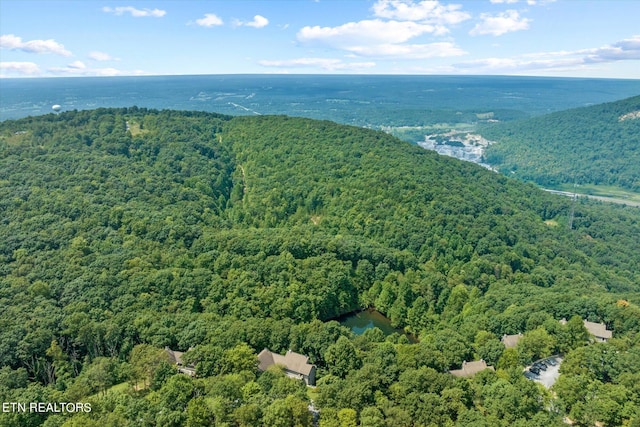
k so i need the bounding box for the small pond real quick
[337,309,417,342]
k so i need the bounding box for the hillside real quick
[1,108,639,426]
[481,95,640,191]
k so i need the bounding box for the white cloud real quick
[236,15,269,28]
[296,3,470,63]
[93,68,129,76]
[89,51,118,61]
[613,36,640,51]
[452,35,640,74]
[48,66,128,76]
[259,57,376,71]
[346,42,466,58]
[67,60,86,69]
[48,60,147,76]
[582,35,640,62]
[102,6,166,18]
[454,56,579,73]
[0,34,72,56]
[470,10,530,36]
[298,19,440,47]
[0,61,41,75]
[196,13,224,27]
[372,0,471,25]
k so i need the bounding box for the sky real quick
[1,0,639,78]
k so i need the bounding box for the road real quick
[543,189,640,208]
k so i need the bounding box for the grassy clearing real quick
[126,120,146,137]
[87,381,146,400]
[307,384,320,402]
[554,183,640,203]
[0,130,30,145]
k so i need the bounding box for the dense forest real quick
[481,95,640,191]
[1,108,639,426]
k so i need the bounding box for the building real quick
[583,320,613,342]
[450,360,495,378]
[559,318,613,342]
[165,347,196,376]
[501,333,523,349]
[258,348,316,386]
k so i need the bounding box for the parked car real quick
[533,362,547,371]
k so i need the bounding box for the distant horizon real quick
[1,72,639,81]
[2,1,639,79]
[3,73,639,122]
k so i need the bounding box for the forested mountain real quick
[1,108,639,426]
[481,95,640,191]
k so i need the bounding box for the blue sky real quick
[1,0,639,78]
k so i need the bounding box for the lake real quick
[338,309,417,342]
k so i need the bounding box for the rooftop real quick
[258,349,315,377]
[450,360,494,378]
[501,333,523,349]
[583,320,613,339]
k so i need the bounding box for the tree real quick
[220,343,258,375]
[337,408,357,427]
[553,374,594,415]
[474,332,505,367]
[262,395,312,427]
[444,284,469,319]
[186,396,215,427]
[360,407,385,427]
[129,344,171,388]
[155,374,196,412]
[82,357,119,395]
[182,344,224,377]
[45,339,72,387]
[517,327,556,365]
[481,378,543,424]
[563,315,590,351]
[324,336,361,379]
[233,403,262,427]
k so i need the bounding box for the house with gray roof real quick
[583,320,612,342]
[501,333,523,349]
[165,346,196,376]
[258,348,316,386]
[450,359,494,378]
[559,318,613,342]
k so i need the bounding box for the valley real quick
[1,108,639,426]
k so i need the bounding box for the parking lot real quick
[524,356,563,388]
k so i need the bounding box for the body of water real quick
[338,309,417,342]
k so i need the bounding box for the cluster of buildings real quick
[449,318,612,378]
[164,318,612,382]
[163,346,316,385]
